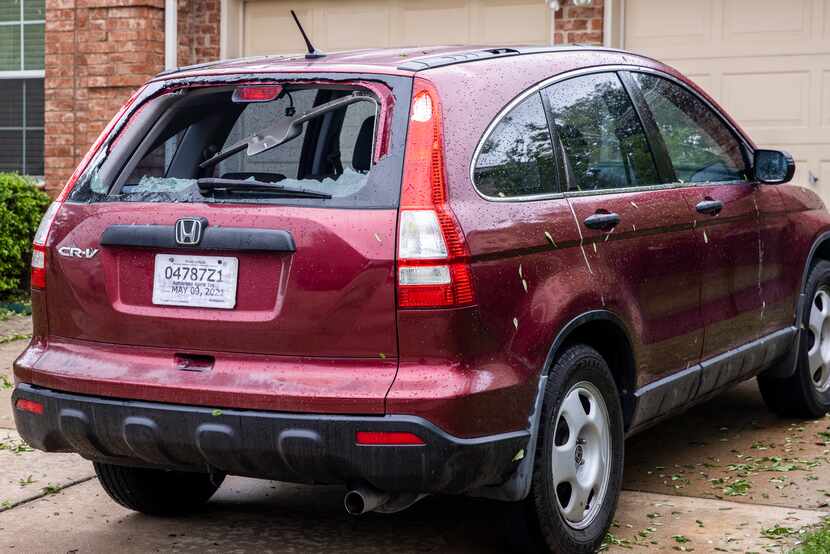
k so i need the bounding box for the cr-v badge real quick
[58,246,99,259]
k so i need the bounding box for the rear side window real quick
[544,73,660,192]
[69,78,409,209]
[632,73,747,184]
[473,92,555,198]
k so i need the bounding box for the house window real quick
[0,0,44,176]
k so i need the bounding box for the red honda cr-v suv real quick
[13,45,830,553]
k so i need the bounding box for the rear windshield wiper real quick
[199,92,375,170]
[197,178,332,199]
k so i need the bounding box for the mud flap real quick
[468,374,547,502]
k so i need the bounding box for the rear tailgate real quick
[27,73,411,414]
[48,202,397,358]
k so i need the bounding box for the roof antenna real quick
[290,10,325,59]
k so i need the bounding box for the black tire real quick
[94,462,224,516]
[759,260,830,419]
[521,344,624,554]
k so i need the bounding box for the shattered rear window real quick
[68,78,406,209]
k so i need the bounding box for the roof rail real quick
[397,47,520,71]
[397,45,620,72]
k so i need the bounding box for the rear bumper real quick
[12,384,527,495]
[14,336,536,438]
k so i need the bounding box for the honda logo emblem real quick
[175,217,207,246]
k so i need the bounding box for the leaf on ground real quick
[761,525,794,540]
[0,437,34,454]
[0,333,31,345]
[723,478,751,496]
[41,484,61,495]
[600,532,631,550]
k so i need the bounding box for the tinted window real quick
[473,92,555,198]
[633,73,747,184]
[544,73,659,192]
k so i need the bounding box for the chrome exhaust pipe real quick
[344,486,391,515]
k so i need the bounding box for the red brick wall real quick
[554,0,604,45]
[44,0,219,193]
[177,0,220,66]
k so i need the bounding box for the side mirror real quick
[754,149,795,185]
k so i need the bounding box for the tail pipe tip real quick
[344,487,391,516]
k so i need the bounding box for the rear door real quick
[43,76,410,411]
[544,71,704,388]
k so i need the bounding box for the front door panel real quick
[628,71,765,361]
[684,183,763,358]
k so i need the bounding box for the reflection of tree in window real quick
[545,73,659,191]
[632,73,746,184]
[474,93,555,198]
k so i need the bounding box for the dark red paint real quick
[15,47,830,439]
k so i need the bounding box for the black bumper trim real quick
[100,224,296,252]
[12,384,527,495]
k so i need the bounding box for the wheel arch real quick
[541,310,638,431]
[468,309,637,503]
[803,231,830,293]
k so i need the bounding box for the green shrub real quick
[792,518,830,554]
[0,174,51,298]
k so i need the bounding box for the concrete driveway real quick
[1,316,827,553]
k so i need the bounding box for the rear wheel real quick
[522,344,624,553]
[94,462,224,516]
[759,260,830,419]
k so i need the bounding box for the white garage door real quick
[623,0,830,199]
[242,0,551,57]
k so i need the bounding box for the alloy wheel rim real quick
[550,380,611,530]
[807,288,830,393]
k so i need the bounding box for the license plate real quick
[152,254,238,309]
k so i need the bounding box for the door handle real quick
[583,212,621,230]
[695,199,723,216]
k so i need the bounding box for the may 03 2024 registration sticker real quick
[152,254,239,309]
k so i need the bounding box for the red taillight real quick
[232,85,282,103]
[56,85,145,202]
[30,245,46,289]
[15,399,44,415]
[30,201,61,290]
[397,78,474,309]
[355,431,425,445]
[398,263,474,307]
